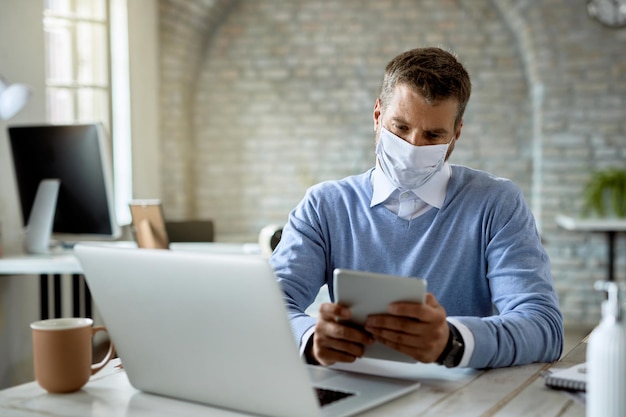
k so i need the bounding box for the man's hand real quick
[307,293,449,366]
[364,293,449,363]
[307,302,374,366]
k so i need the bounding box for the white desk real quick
[0,242,261,320]
[556,214,626,282]
[0,248,86,320]
[0,251,82,274]
[0,342,587,417]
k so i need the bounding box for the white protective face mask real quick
[376,126,453,190]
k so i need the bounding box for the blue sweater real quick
[271,165,564,369]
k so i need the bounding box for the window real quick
[44,0,110,127]
[43,0,132,225]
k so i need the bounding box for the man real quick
[270,47,563,369]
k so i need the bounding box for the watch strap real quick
[436,322,465,368]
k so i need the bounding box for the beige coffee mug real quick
[31,317,115,393]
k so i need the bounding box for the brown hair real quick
[379,47,472,128]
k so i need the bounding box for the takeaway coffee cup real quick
[31,317,114,393]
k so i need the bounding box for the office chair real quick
[164,220,215,243]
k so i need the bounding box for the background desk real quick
[0,251,87,320]
[556,215,626,282]
[0,340,587,417]
[0,242,261,320]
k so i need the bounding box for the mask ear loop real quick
[442,135,455,162]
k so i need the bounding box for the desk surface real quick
[0,251,82,274]
[0,242,261,275]
[556,214,626,232]
[0,342,587,417]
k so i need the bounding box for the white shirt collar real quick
[370,160,451,209]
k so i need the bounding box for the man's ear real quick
[373,98,382,132]
[455,119,464,141]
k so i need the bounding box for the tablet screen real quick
[333,268,427,362]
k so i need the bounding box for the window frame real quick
[43,0,132,226]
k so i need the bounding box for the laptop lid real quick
[74,244,420,417]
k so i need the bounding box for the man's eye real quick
[393,125,409,132]
[425,133,443,142]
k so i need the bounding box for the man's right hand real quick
[306,302,374,366]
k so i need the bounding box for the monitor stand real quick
[24,179,60,254]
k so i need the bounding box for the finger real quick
[370,324,442,350]
[314,337,366,364]
[365,314,422,335]
[313,321,373,365]
[364,323,444,363]
[317,318,374,346]
[318,302,351,321]
[387,293,441,320]
[367,327,420,347]
[314,347,359,366]
[366,313,448,347]
[375,337,440,363]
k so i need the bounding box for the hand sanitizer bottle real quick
[586,281,626,417]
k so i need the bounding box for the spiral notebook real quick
[543,362,587,392]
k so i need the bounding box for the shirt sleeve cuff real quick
[448,317,474,368]
[299,326,316,357]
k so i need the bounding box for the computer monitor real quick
[8,123,121,253]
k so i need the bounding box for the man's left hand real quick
[364,292,449,363]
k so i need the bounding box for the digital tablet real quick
[332,268,427,363]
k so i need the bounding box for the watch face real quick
[444,338,464,368]
[588,0,626,27]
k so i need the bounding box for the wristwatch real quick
[436,322,465,368]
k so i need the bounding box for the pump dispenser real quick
[586,281,626,417]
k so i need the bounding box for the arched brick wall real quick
[159,0,235,217]
[159,0,626,327]
[178,0,530,237]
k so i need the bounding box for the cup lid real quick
[30,317,93,330]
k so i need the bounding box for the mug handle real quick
[90,325,115,375]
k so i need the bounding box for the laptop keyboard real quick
[315,387,355,407]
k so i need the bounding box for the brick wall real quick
[159,0,626,327]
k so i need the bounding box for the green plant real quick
[582,168,626,218]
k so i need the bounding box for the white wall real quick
[0,0,48,389]
[0,0,159,389]
[128,0,161,200]
[0,2,47,250]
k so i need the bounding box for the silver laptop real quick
[74,244,421,417]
